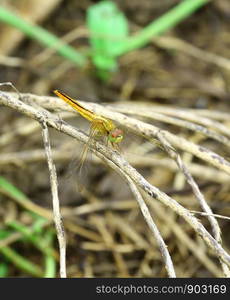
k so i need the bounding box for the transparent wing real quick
[77,121,99,176]
[69,119,107,192]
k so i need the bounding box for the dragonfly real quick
[53,90,123,170]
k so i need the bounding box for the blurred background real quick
[0,0,230,277]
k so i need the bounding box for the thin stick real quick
[0,82,21,97]
[122,171,176,277]
[112,108,230,147]
[156,131,221,241]
[156,131,230,277]
[191,211,230,221]
[113,103,230,138]
[40,120,67,278]
[97,152,176,277]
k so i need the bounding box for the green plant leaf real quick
[87,0,129,72]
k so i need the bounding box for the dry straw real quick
[1,84,230,277]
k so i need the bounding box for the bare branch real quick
[1,90,230,275]
[40,120,67,278]
[156,130,230,277]
[12,92,230,175]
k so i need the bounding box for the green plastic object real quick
[87,1,128,72]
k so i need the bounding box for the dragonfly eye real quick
[109,129,123,143]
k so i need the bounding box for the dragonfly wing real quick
[78,121,99,174]
[60,119,109,194]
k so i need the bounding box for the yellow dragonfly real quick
[53,90,123,169]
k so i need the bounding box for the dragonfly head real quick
[108,128,123,144]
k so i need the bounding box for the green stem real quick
[0,262,9,277]
[114,0,210,56]
[0,176,50,219]
[0,247,43,277]
[8,221,57,259]
[0,6,87,67]
[43,231,56,278]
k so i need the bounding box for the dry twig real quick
[1,89,230,276]
[40,120,67,278]
[13,92,230,175]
